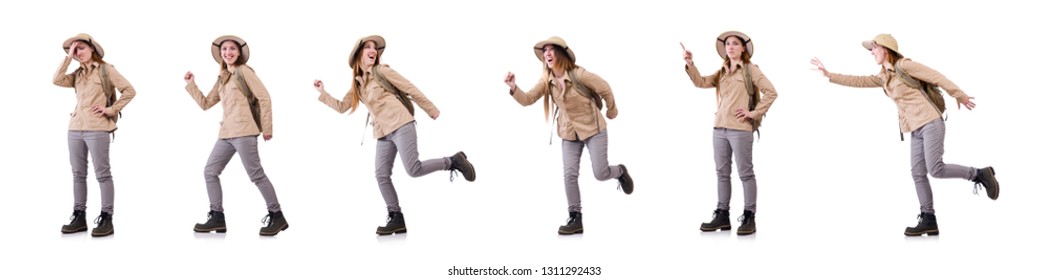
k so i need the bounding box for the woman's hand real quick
[184,71,195,84]
[504,72,516,89]
[958,96,976,110]
[91,104,115,117]
[735,108,754,122]
[810,57,830,77]
[681,42,693,65]
[314,79,325,92]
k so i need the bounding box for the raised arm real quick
[506,72,548,106]
[183,71,222,110]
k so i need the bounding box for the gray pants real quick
[713,128,757,213]
[563,130,623,212]
[68,131,114,214]
[203,136,281,212]
[910,119,977,214]
[375,122,451,212]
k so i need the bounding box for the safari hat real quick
[62,33,104,58]
[716,31,753,59]
[533,36,575,63]
[211,35,250,64]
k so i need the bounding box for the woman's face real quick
[358,40,378,68]
[73,41,94,63]
[220,40,240,66]
[724,36,745,60]
[870,44,886,65]
[542,44,558,69]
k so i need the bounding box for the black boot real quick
[376,211,407,235]
[558,211,583,235]
[61,210,88,234]
[700,209,731,231]
[450,152,476,182]
[973,167,999,200]
[904,212,939,236]
[259,211,289,236]
[617,164,633,195]
[737,210,756,235]
[194,210,227,233]
[91,212,114,237]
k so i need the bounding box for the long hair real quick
[345,47,382,114]
[884,48,904,70]
[541,45,577,122]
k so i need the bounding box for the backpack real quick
[232,66,263,132]
[72,64,121,123]
[742,64,763,137]
[893,58,947,117]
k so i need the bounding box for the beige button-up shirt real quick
[685,61,778,132]
[53,59,136,132]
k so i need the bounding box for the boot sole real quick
[737,228,756,235]
[259,223,289,236]
[91,229,114,237]
[903,229,939,236]
[699,225,732,232]
[194,227,227,233]
[558,229,583,235]
[376,228,407,235]
[61,226,88,233]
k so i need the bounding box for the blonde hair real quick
[345,46,383,114]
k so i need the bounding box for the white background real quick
[2,0,1044,279]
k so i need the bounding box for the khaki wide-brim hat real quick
[533,36,576,63]
[62,33,104,58]
[862,33,901,55]
[716,31,754,59]
[211,35,250,64]
[348,35,386,67]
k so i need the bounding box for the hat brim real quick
[349,35,386,67]
[533,40,575,64]
[62,34,104,58]
[716,31,753,59]
[861,39,902,56]
[212,35,250,64]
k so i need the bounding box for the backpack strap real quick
[371,65,415,116]
[567,69,601,110]
[99,65,121,120]
[743,63,760,139]
[234,68,263,132]
[894,59,946,119]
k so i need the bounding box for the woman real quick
[183,35,289,236]
[503,36,633,235]
[313,35,477,236]
[683,31,778,235]
[811,33,999,236]
[53,33,136,237]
